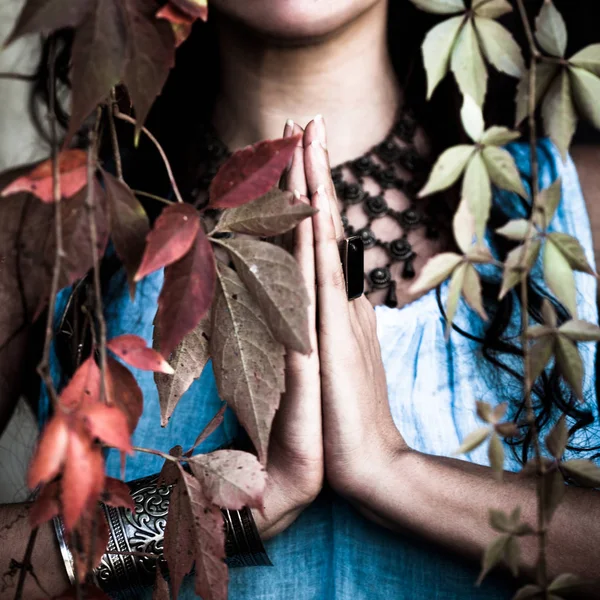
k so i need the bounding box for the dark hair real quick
[35,1,598,464]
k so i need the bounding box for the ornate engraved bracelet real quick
[53,474,271,599]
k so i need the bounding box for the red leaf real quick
[185,404,227,456]
[105,355,144,433]
[158,445,183,487]
[135,203,200,281]
[59,358,101,412]
[103,477,135,510]
[29,481,60,528]
[102,170,150,298]
[163,477,196,599]
[0,150,87,202]
[61,432,105,531]
[189,450,267,509]
[153,568,171,600]
[156,229,216,357]
[107,334,175,374]
[69,505,110,581]
[208,135,301,209]
[27,415,69,489]
[81,403,133,454]
[156,4,194,46]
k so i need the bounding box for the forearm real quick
[0,502,69,598]
[354,450,600,583]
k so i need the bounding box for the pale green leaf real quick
[481,126,521,146]
[533,178,562,229]
[451,18,488,106]
[495,219,531,241]
[488,432,505,479]
[499,240,541,299]
[453,196,475,253]
[462,263,488,320]
[473,0,512,19]
[476,400,493,423]
[492,402,508,422]
[542,69,577,160]
[526,324,554,339]
[508,505,521,526]
[504,536,520,577]
[545,416,568,459]
[544,239,577,316]
[529,337,555,386]
[570,43,600,76]
[462,151,492,239]
[477,534,509,585]
[454,426,491,455]
[418,145,474,197]
[515,63,559,126]
[569,66,600,130]
[547,232,595,275]
[410,0,465,14]
[461,93,485,142]
[561,459,600,487]
[512,584,544,600]
[489,509,511,532]
[475,17,525,78]
[542,298,558,328]
[445,262,467,336]
[482,145,527,198]
[559,319,600,342]
[535,1,568,58]
[542,468,566,521]
[423,16,465,100]
[555,335,584,399]
[548,573,584,593]
[409,252,463,296]
[466,243,494,264]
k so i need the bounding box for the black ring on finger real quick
[339,235,364,301]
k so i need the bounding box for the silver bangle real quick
[53,514,76,586]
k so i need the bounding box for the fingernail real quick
[316,185,329,214]
[293,189,301,203]
[283,119,294,138]
[313,114,327,149]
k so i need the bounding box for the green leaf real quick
[499,240,541,299]
[462,263,487,320]
[495,219,531,241]
[543,239,577,317]
[461,93,485,142]
[454,426,491,455]
[505,535,520,577]
[453,197,475,253]
[533,178,562,229]
[561,459,600,487]
[515,63,559,126]
[409,0,465,14]
[559,319,600,342]
[569,67,600,130]
[545,416,568,459]
[543,468,566,522]
[482,146,527,198]
[481,126,521,146]
[542,298,558,328]
[214,188,316,237]
[547,232,595,275]
[548,573,584,593]
[450,18,488,107]
[422,16,465,100]
[555,335,584,399]
[472,0,512,19]
[570,43,600,77]
[488,432,505,479]
[489,509,511,532]
[475,17,525,78]
[512,584,544,600]
[535,1,567,58]
[477,534,509,585]
[529,337,555,386]
[410,253,463,296]
[419,145,474,197]
[445,262,467,336]
[462,151,491,239]
[476,400,493,423]
[542,69,577,160]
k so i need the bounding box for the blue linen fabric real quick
[40,139,599,599]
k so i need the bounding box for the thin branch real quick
[133,189,175,205]
[132,446,179,462]
[113,110,184,204]
[107,91,123,181]
[12,528,38,600]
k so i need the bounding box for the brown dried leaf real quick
[488,432,505,480]
[214,188,316,237]
[543,239,577,317]
[153,568,170,600]
[545,416,568,459]
[555,332,584,399]
[185,404,227,457]
[542,69,577,160]
[154,311,212,427]
[220,238,311,354]
[451,18,488,106]
[210,262,285,464]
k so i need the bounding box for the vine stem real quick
[12,528,38,600]
[133,189,174,205]
[113,110,184,204]
[515,0,548,593]
[108,89,123,181]
[132,446,179,462]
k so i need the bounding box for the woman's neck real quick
[211,1,401,166]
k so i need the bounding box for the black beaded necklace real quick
[194,107,441,309]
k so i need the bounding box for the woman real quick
[3,0,600,598]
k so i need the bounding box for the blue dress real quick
[41,140,599,599]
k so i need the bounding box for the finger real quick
[303,117,350,323]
